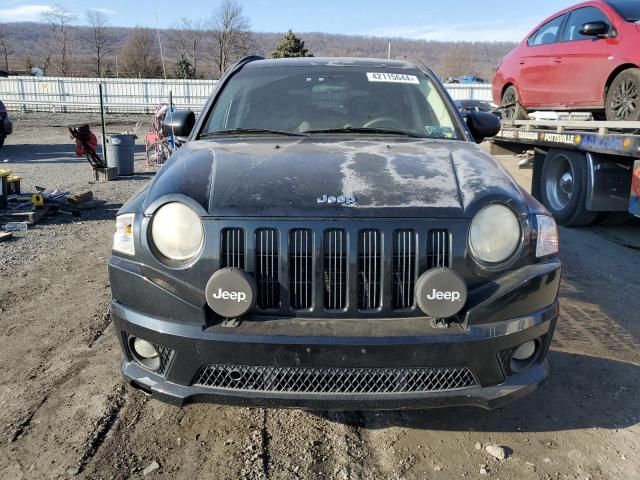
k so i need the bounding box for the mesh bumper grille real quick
[194,365,477,394]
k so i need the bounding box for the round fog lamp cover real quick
[416,268,467,319]
[205,268,257,318]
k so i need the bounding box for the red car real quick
[493,0,640,121]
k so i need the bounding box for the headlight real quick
[151,202,204,261]
[113,213,135,256]
[469,204,521,264]
[535,215,558,257]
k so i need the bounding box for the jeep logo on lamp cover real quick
[416,268,467,319]
[205,268,257,318]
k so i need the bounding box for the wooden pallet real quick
[0,206,51,225]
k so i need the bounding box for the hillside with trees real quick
[0,2,515,80]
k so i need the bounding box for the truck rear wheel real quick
[540,149,597,226]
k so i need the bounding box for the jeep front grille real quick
[221,228,245,269]
[215,223,460,317]
[290,229,313,310]
[324,229,347,311]
[255,228,280,309]
[392,229,416,309]
[194,364,477,394]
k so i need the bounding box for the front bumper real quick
[110,253,560,410]
[112,298,558,410]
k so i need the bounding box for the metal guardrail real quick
[0,76,493,113]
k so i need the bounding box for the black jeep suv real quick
[109,57,561,410]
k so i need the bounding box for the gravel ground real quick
[0,113,152,272]
[0,114,638,480]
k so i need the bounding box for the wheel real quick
[501,86,528,121]
[605,68,640,121]
[540,149,598,227]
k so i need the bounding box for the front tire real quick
[540,149,597,227]
[501,85,528,121]
[605,69,640,121]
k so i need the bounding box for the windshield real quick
[607,0,640,22]
[203,65,461,140]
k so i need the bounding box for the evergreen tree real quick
[174,52,195,79]
[272,30,312,58]
[103,64,115,78]
[25,57,34,73]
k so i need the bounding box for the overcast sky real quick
[0,0,581,42]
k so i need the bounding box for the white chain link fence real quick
[0,76,493,113]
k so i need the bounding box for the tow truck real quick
[491,120,640,226]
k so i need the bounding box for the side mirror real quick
[162,109,195,139]
[466,112,501,143]
[579,21,609,37]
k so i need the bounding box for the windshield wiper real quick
[301,127,427,138]
[200,128,308,138]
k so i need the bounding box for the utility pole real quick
[388,42,391,60]
[115,54,119,78]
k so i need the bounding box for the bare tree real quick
[170,18,207,78]
[119,27,163,78]
[441,43,472,79]
[40,54,52,76]
[43,5,77,76]
[85,10,114,77]
[210,0,250,75]
[0,24,12,71]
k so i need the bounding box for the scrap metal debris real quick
[1,170,101,229]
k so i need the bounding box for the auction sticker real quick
[367,72,419,84]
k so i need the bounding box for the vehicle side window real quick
[530,15,566,46]
[561,7,610,41]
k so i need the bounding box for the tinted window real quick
[562,7,610,41]
[530,15,566,46]
[204,66,460,139]
[606,0,640,22]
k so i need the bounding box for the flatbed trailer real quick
[491,120,640,226]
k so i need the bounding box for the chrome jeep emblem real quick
[317,194,357,205]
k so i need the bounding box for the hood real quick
[143,137,524,218]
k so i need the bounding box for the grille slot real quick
[290,229,313,310]
[255,228,280,309]
[392,229,416,309]
[427,230,451,269]
[323,229,347,310]
[221,228,245,269]
[194,364,477,393]
[358,229,382,310]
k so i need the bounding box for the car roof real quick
[525,0,614,38]
[244,57,421,70]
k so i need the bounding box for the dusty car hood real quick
[142,137,524,218]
